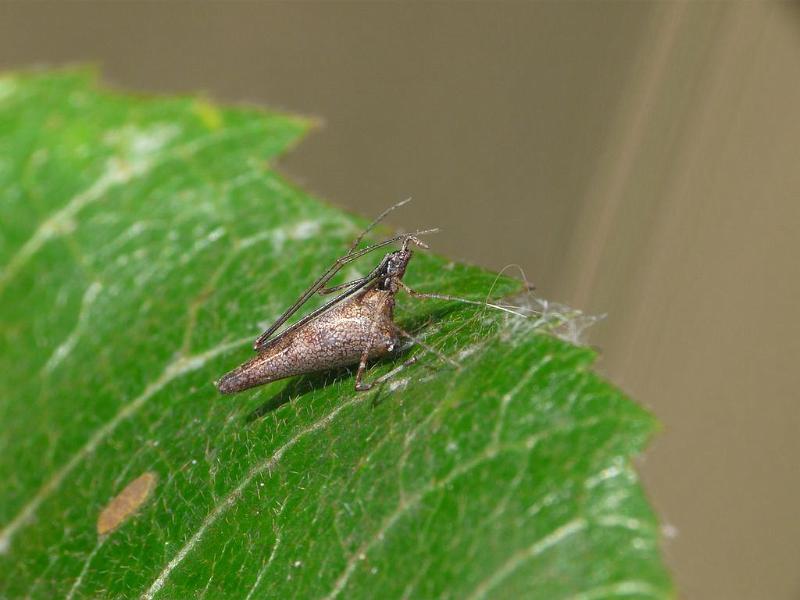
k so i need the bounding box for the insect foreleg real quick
[397,281,528,318]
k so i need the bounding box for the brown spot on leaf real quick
[97,471,157,535]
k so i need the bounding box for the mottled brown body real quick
[217,289,398,394]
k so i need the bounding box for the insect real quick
[216,201,509,394]
[97,472,158,536]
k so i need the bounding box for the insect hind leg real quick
[354,323,459,392]
[355,356,419,392]
[393,324,460,369]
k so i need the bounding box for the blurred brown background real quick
[2,2,798,598]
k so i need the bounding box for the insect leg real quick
[354,321,460,391]
[397,281,528,318]
[393,324,460,369]
[354,294,393,392]
[358,356,419,391]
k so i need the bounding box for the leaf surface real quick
[0,71,672,599]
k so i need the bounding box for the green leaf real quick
[0,70,672,599]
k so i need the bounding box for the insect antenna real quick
[345,197,412,256]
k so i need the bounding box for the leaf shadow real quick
[245,368,353,423]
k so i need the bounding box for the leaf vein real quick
[0,336,249,555]
[464,518,587,600]
[140,392,371,600]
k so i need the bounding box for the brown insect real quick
[216,201,504,394]
[97,472,158,536]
